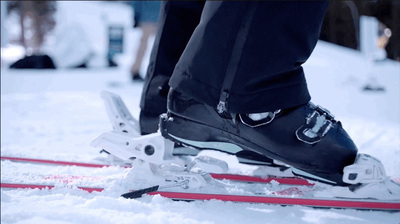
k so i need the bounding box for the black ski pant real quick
[140,1,329,115]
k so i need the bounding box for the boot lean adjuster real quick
[296,103,334,144]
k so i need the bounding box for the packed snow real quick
[1,2,400,224]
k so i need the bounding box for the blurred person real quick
[129,1,161,81]
[320,0,399,62]
[7,1,57,69]
[137,1,359,186]
[7,1,57,55]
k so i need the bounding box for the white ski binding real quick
[101,91,141,136]
[91,130,209,190]
[343,153,387,184]
[323,154,400,200]
[93,91,400,200]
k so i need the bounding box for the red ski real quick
[1,183,103,193]
[0,156,313,186]
[1,182,399,211]
[147,191,400,210]
[0,156,132,168]
[3,155,399,211]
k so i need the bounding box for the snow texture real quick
[1,2,400,224]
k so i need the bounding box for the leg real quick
[138,1,274,165]
[130,23,157,80]
[139,1,205,134]
[161,1,358,185]
[170,1,329,112]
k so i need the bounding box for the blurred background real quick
[321,0,399,62]
[1,1,399,74]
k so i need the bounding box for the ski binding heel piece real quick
[91,131,184,167]
[92,131,209,191]
[101,91,141,136]
[343,153,387,184]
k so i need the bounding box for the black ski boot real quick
[140,109,275,165]
[139,80,275,166]
[140,110,162,135]
[160,89,358,186]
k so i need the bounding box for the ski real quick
[0,156,313,186]
[3,155,400,187]
[0,156,132,168]
[0,183,103,193]
[2,182,399,211]
[139,191,400,211]
[2,155,400,211]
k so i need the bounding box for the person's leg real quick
[130,23,157,80]
[170,1,329,113]
[162,1,358,185]
[139,1,205,134]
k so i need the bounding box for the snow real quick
[1,2,400,224]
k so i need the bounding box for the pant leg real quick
[139,1,205,114]
[169,1,329,113]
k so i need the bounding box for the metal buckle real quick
[296,103,334,144]
[309,102,335,121]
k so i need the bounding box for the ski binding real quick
[91,91,400,202]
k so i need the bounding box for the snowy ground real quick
[1,2,400,224]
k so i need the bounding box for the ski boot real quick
[98,91,274,167]
[139,94,277,167]
[160,89,359,186]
